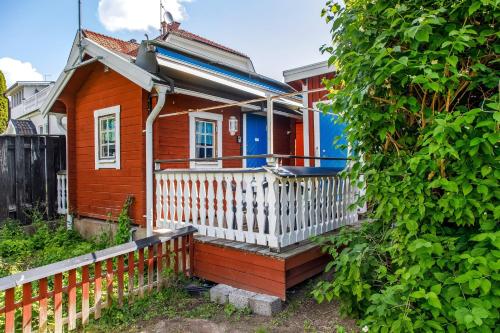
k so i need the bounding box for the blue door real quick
[245,114,267,168]
[318,113,348,169]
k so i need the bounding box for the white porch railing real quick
[10,85,52,119]
[155,168,359,249]
[57,170,68,214]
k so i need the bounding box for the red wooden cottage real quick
[42,23,361,299]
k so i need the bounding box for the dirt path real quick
[126,279,358,333]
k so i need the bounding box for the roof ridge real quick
[172,27,248,58]
[82,29,139,45]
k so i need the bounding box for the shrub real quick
[314,0,499,332]
[114,196,134,245]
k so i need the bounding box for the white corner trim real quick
[94,105,121,170]
[189,111,223,169]
[242,113,247,169]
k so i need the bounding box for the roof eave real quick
[41,36,159,117]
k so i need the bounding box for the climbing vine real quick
[313,0,499,331]
[114,196,134,245]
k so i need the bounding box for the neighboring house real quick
[4,81,66,135]
[284,61,348,169]
[41,23,361,299]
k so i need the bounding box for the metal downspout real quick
[145,84,169,236]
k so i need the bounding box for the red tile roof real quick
[82,22,248,60]
[82,30,139,56]
[159,22,248,58]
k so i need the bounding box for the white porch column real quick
[266,95,275,166]
[302,81,310,166]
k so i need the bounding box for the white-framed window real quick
[189,112,222,169]
[94,105,121,169]
[38,125,44,134]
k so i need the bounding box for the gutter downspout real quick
[145,84,170,236]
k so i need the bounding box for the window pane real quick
[108,118,115,130]
[100,132,107,145]
[196,134,205,145]
[109,131,115,143]
[101,119,107,130]
[109,145,115,157]
[206,122,213,134]
[195,121,204,134]
[196,147,205,158]
[206,148,213,158]
[206,133,213,146]
[101,145,108,157]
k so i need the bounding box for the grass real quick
[0,213,112,278]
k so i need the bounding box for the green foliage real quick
[315,0,499,332]
[114,196,134,245]
[0,217,111,278]
[0,70,7,133]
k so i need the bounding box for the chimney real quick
[161,21,181,35]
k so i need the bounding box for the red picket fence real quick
[0,226,196,332]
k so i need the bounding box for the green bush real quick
[314,0,499,332]
[0,218,110,277]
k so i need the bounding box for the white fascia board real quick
[41,37,157,117]
[175,88,260,111]
[283,61,334,83]
[83,39,155,91]
[40,42,80,117]
[165,34,255,72]
[157,56,302,110]
[157,57,266,97]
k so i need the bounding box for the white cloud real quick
[98,0,191,32]
[0,57,44,88]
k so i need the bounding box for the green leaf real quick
[480,279,491,294]
[494,112,500,122]
[446,56,458,67]
[415,25,431,42]
[462,182,473,196]
[431,284,442,295]
[469,1,481,15]
[399,56,409,66]
[481,166,492,177]
[411,289,426,299]
[426,292,442,309]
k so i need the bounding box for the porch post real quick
[302,82,310,166]
[266,95,275,166]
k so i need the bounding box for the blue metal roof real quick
[156,46,295,95]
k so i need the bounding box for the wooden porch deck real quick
[193,234,331,300]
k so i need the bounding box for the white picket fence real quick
[155,169,360,249]
[57,170,68,214]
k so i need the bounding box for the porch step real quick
[193,234,334,300]
[210,284,282,316]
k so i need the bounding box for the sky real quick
[0,0,332,88]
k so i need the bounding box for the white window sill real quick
[190,161,222,169]
[95,159,120,170]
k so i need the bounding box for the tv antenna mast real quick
[159,0,175,34]
[78,0,83,62]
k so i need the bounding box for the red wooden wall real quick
[63,63,147,225]
[59,63,297,227]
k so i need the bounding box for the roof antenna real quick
[160,0,174,35]
[78,0,83,62]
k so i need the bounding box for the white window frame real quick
[189,112,223,169]
[94,105,121,170]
